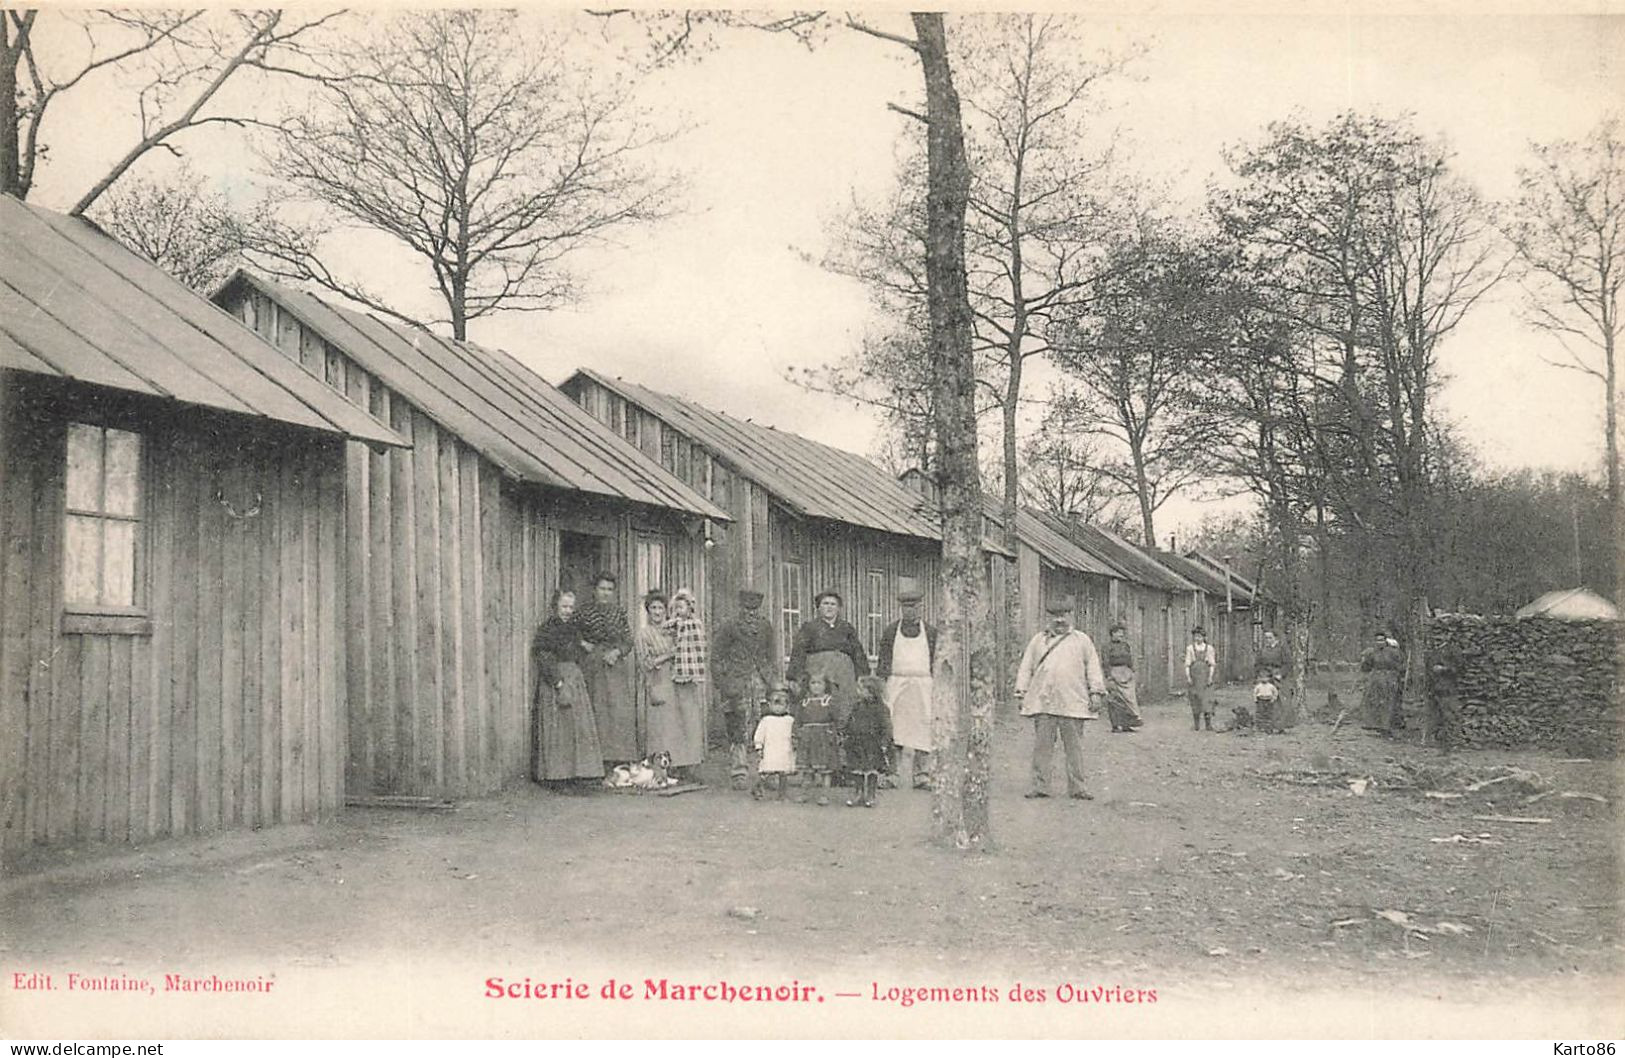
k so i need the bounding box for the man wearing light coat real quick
[1014,599,1106,800]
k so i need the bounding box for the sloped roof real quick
[1044,518,1198,593]
[564,368,942,541]
[1152,550,1258,605]
[0,198,404,448]
[1185,549,1268,602]
[217,273,725,521]
[992,504,1120,578]
[1516,587,1619,621]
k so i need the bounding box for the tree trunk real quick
[914,12,993,852]
[1133,448,1155,547]
[1002,349,1023,690]
[1605,326,1619,595]
[1,18,21,198]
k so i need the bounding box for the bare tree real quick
[595,9,995,849]
[1217,113,1504,713]
[89,164,263,292]
[1018,399,1121,523]
[1507,115,1624,536]
[2,10,344,211]
[816,15,1129,552]
[1048,217,1217,547]
[245,10,679,340]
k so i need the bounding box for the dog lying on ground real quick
[604,752,676,790]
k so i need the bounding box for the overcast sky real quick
[36,6,1624,537]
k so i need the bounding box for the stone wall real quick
[1429,615,1621,756]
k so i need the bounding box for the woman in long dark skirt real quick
[1359,631,1405,735]
[533,589,605,789]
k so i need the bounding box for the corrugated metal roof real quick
[566,369,944,541]
[0,197,405,448]
[218,273,726,522]
[984,501,1120,578]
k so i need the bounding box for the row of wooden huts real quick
[0,199,730,858]
[1,197,1271,859]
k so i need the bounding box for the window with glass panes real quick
[865,569,885,662]
[779,561,803,665]
[63,423,143,610]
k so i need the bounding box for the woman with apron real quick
[576,572,640,764]
[1103,623,1143,733]
[663,587,709,779]
[787,590,871,767]
[533,589,605,788]
[1360,631,1406,734]
[636,591,680,765]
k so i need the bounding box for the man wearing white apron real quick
[876,588,938,790]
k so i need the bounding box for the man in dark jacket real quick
[711,589,778,787]
[1427,637,1466,753]
[875,588,938,789]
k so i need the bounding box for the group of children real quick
[750,673,895,808]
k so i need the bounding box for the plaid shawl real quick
[667,616,708,684]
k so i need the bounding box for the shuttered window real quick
[63,423,143,610]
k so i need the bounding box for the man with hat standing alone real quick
[712,588,779,789]
[1014,599,1106,800]
[876,587,938,790]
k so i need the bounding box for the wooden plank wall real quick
[567,377,953,664]
[772,514,941,666]
[1,375,343,856]
[229,292,702,797]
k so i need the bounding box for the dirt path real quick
[4,689,1621,1037]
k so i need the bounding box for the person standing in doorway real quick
[876,587,938,790]
[712,589,778,790]
[576,571,639,765]
[1185,626,1218,732]
[1014,599,1106,801]
[532,589,604,790]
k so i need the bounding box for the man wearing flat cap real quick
[876,587,938,790]
[712,588,779,788]
[1014,597,1106,800]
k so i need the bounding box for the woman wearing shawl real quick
[532,589,604,788]
[662,587,709,776]
[576,571,640,764]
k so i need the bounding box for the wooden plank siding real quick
[223,290,704,800]
[0,373,344,858]
[564,377,948,675]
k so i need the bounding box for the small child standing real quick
[842,676,893,808]
[795,673,838,805]
[752,682,796,800]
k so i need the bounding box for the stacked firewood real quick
[1428,615,1621,756]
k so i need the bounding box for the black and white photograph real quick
[0,1,1620,1041]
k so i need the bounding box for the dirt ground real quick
[3,682,1622,1038]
